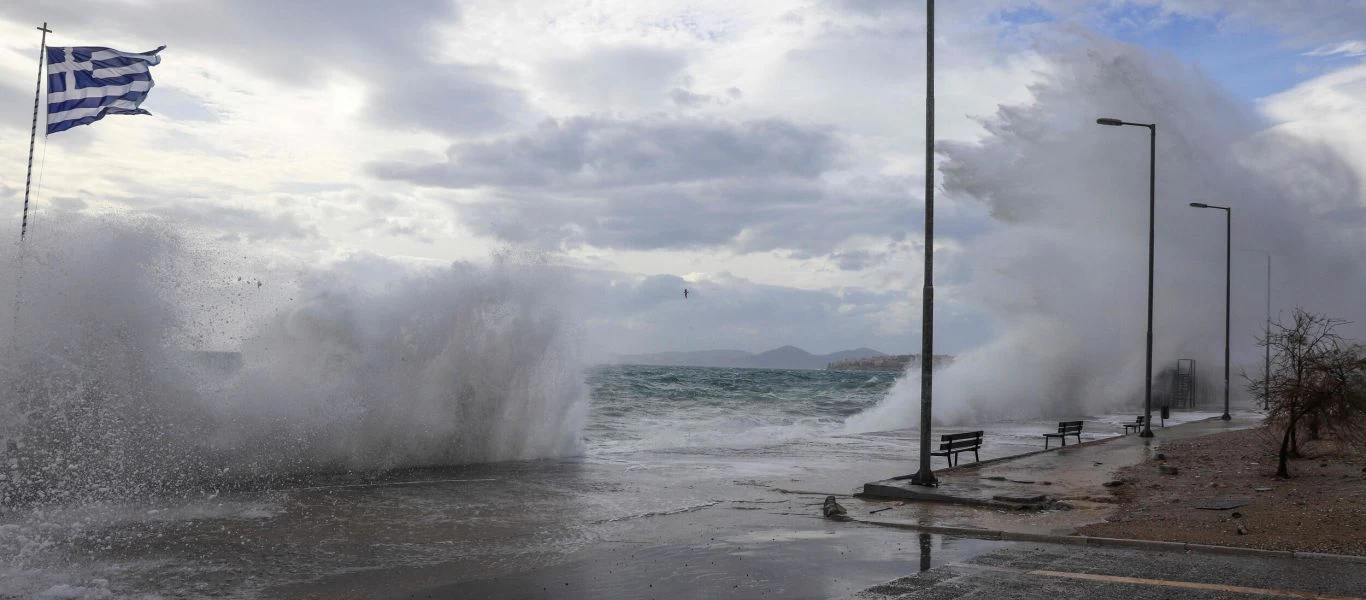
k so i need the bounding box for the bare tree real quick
[1247,308,1366,478]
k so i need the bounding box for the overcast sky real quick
[1,1,1363,356]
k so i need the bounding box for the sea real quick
[585,365,895,454]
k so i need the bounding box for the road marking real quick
[1025,568,1359,599]
[956,564,1357,599]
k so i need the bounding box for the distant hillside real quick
[612,346,886,371]
[827,354,955,372]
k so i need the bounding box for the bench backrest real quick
[939,430,983,451]
[1135,416,1146,424]
[1057,420,1083,434]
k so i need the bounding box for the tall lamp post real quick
[1241,250,1272,411]
[1096,117,1156,437]
[1191,202,1232,421]
[910,0,938,487]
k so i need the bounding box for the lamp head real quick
[1190,202,1210,208]
[1096,118,1124,126]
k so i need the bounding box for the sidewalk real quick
[859,415,1257,510]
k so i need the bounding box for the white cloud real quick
[1259,61,1366,189]
[2,0,1364,357]
[1305,40,1366,58]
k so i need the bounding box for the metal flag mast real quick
[22,22,52,240]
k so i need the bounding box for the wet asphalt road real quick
[853,539,1366,600]
[390,523,1366,600]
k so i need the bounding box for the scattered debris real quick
[822,496,848,520]
[1103,480,1124,488]
[1156,453,1167,461]
[1236,524,1249,535]
[1254,487,1272,492]
[867,502,904,515]
[1160,465,1180,475]
[1231,512,1242,519]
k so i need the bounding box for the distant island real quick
[826,354,954,372]
[610,345,888,371]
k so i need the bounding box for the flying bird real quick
[683,288,690,299]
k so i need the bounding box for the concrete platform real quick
[859,415,1257,510]
[860,478,1058,509]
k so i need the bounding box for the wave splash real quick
[848,38,1366,431]
[0,218,587,506]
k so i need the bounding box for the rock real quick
[1156,453,1166,461]
[822,496,847,519]
[1231,511,1242,519]
[1254,487,1272,492]
[1160,465,1179,475]
[1236,524,1248,535]
[1103,480,1124,487]
[1209,482,1220,488]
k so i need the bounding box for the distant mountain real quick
[827,354,955,373]
[610,346,886,371]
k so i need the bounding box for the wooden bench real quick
[1043,420,1083,449]
[929,431,983,467]
[1122,416,1145,435]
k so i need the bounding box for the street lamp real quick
[909,0,938,487]
[1190,202,1232,421]
[1240,249,1272,411]
[1096,117,1157,437]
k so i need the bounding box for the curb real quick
[851,519,1366,564]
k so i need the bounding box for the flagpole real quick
[22,23,51,241]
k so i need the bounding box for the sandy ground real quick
[1078,426,1366,555]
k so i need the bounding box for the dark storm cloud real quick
[370,63,527,136]
[0,0,526,136]
[370,114,995,256]
[370,116,838,189]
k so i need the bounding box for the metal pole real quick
[1264,254,1270,411]
[22,22,51,241]
[910,0,937,486]
[1221,208,1231,421]
[1141,124,1155,437]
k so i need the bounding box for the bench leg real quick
[974,449,979,463]
[1045,437,1051,449]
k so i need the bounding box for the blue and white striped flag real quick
[45,45,165,135]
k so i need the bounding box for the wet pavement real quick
[0,412,1247,598]
[850,538,1366,599]
[861,415,1260,523]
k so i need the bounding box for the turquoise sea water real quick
[585,365,897,453]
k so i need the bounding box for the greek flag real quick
[45,45,165,135]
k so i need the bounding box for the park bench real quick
[1122,416,1145,435]
[929,431,983,467]
[1043,420,1084,448]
